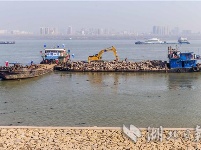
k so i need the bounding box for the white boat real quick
[144,38,164,44]
[178,37,190,44]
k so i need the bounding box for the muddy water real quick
[1,40,201,128]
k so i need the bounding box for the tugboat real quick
[167,46,200,72]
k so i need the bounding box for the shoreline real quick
[0,126,200,149]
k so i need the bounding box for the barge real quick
[1,45,200,80]
[54,46,201,73]
[0,41,15,44]
[0,45,71,80]
[0,63,55,80]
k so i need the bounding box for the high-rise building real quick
[40,27,44,35]
[153,26,161,35]
[40,27,58,35]
[182,30,191,35]
[0,30,8,34]
[153,26,170,35]
[81,29,85,35]
[44,28,49,35]
[67,26,73,35]
[104,28,109,35]
[153,26,157,34]
[171,27,180,35]
[98,28,104,35]
[49,27,58,35]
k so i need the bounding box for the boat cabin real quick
[44,48,66,60]
[41,48,70,64]
[168,46,199,69]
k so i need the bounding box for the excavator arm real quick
[88,46,119,62]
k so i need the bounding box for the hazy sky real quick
[0,1,201,34]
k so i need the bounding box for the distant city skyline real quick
[0,1,201,35]
[0,25,197,37]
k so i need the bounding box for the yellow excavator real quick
[88,46,119,62]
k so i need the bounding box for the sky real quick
[0,1,201,34]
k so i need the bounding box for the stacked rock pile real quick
[0,126,199,149]
[63,60,168,72]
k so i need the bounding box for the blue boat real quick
[167,46,200,72]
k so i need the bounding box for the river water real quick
[1,39,201,128]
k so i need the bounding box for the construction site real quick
[54,46,201,73]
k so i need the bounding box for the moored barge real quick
[0,41,15,44]
[54,46,201,73]
[0,63,55,80]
